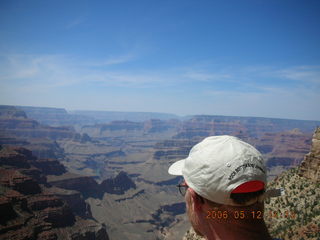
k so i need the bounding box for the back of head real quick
[169,135,267,206]
[169,136,273,239]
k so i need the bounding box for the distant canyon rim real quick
[1,105,319,240]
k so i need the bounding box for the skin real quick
[185,187,272,240]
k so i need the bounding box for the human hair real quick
[230,189,265,205]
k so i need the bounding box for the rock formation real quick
[32,158,66,175]
[16,105,96,127]
[0,105,77,140]
[0,168,42,194]
[254,130,312,167]
[2,105,320,240]
[48,173,102,198]
[299,127,320,181]
[153,139,195,161]
[100,171,136,194]
[0,146,109,240]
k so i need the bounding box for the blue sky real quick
[0,0,319,120]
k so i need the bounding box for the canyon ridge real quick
[1,105,319,240]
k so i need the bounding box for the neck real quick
[202,218,271,240]
[196,203,272,240]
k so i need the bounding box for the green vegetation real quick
[265,167,320,240]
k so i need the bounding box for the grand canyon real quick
[1,105,319,240]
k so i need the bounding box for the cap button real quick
[227,163,231,167]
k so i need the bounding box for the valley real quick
[1,105,319,240]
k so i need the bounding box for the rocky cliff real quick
[181,115,320,136]
[0,146,109,240]
[264,167,319,239]
[254,129,312,168]
[16,106,96,127]
[0,105,77,140]
[299,127,320,181]
[81,119,179,139]
[48,170,137,198]
[0,105,28,119]
[100,171,136,194]
[47,173,103,198]
[153,139,196,161]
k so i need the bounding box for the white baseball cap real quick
[168,135,268,206]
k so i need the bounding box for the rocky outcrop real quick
[48,173,102,198]
[0,146,109,240]
[44,186,93,219]
[20,168,47,185]
[16,106,98,127]
[171,115,320,141]
[184,115,320,136]
[0,146,33,168]
[100,171,136,194]
[174,117,247,139]
[72,109,179,123]
[0,169,42,194]
[18,106,179,127]
[0,105,27,119]
[254,130,312,167]
[144,119,179,133]
[100,121,144,132]
[0,146,66,176]
[0,106,77,140]
[81,119,180,138]
[153,140,195,160]
[73,133,92,143]
[27,194,64,211]
[264,166,319,240]
[299,127,320,181]
[0,196,18,224]
[0,186,76,239]
[104,150,126,158]
[0,137,65,160]
[23,138,65,159]
[56,191,92,219]
[32,158,66,175]
[183,228,204,240]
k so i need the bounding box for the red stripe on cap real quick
[231,181,265,193]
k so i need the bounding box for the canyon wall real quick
[0,146,109,240]
[299,127,320,181]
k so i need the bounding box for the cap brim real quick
[168,159,185,176]
[231,181,265,193]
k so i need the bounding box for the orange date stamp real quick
[206,210,263,220]
[265,210,296,219]
[206,210,297,220]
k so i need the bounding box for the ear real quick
[188,188,203,211]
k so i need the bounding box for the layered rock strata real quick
[299,127,320,181]
[0,106,77,140]
[47,173,102,198]
[0,146,109,240]
[100,171,136,194]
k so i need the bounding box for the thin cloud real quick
[183,71,231,82]
[2,54,319,91]
[275,66,320,83]
[1,54,319,120]
[0,54,176,89]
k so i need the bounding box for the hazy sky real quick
[1,0,319,120]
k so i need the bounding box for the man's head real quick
[169,135,267,206]
[168,136,271,238]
